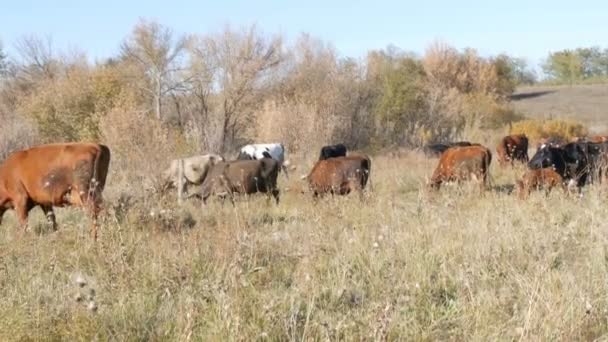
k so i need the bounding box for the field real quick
[512,84,608,133]
[1,149,608,340]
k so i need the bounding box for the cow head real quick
[528,146,566,175]
[529,146,554,169]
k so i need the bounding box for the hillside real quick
[511,84,608,134]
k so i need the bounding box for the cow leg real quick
[271,189,280,205]
[281,164,289,179]
[0,201,6,226]
[13,196,31,233]
[41,205,57,231]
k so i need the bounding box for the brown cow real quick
[429,145,492,190]
[200,158,280,204]
[516,168,565,199]
[496,134,529,166]
[0,143,111,239]
[306,154,371,197]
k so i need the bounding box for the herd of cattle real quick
[1,134,607,240]
[426,133,608,198]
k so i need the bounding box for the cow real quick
[423,141,479,158]
[429,145,492,191]
[0,143,110,239]
[496,134,529,166]
[528,142,590,188]
[319,143,347,160]
[237,143,290,177]
[161,154,224,197]
[200,158,280,204]
[516,168,565,199]
[306,154,371,198]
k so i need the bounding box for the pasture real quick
[1,150,607,340]
[513,83,608,133]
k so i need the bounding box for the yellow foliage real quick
[510,119,588,141]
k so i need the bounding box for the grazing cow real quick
[319,143,347,160]
[528,142,590,188]
[200,158,280,204]
[516,168,565,199]
[0,143,110,239]
[237,143,290,177]
[306,154,371,197]
[429,145,492,190]
[496,134,529,166]
[422,141,479,157]
[161,154,224,196]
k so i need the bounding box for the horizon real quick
[2,0,607,71]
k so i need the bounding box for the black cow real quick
[528,142,590,188]
[319,144,347,160]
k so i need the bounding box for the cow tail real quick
[363,156,372,192]
[90,144,111,204]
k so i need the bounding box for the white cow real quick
[161,154,224,196]
[237,143,290,177]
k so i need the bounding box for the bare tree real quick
[13,35,58,81]
[187,25,283,153]
[0,41,8,78]
[121,19,188,120]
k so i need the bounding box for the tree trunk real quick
[155,77,162,120]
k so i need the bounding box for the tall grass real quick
[0,152,607,340]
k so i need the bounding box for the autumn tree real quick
[542,50,583,84]
[374,56,430,145]
[120,19,188,120]
[186,25,283,153]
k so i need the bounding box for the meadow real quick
[512,84,608,134]
[1,148,607,341]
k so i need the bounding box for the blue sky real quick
[2,0,607,67]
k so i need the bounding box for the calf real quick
[306,154,371,197]
[0,143,110,239]
[516,168,565,199]
[200,158,280,204]
[429,145,492,191]
[319,143,347,160]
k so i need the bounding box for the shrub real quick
[99,107,197,195]
[510,119,588,141]
[0,113,38,160]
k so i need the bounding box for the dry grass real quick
[1,152,608,340]
[512,84,608,134]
